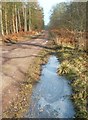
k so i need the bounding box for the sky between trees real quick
[38,0,72,25]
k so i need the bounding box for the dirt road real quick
[1,32,48,118]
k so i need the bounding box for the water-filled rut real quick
[26,56,75,118]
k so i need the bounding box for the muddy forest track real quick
[1,32,49,116]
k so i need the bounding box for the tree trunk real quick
[22,5,25,31]
[5,7,8,35]
[15,4,18,33]
[29,8,31,31]
[18,9,21,31]
[12,12,16,33]
[24,5,27,32]
[0,3,4,35]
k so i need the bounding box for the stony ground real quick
[0,32,48,118]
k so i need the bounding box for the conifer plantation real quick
[0,1,44,36]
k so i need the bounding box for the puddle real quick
[26,56,75,118]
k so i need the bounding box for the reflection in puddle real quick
[26,56,75,118]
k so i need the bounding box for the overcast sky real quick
[38,0,71,25]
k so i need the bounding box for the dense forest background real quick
[49,2,88,52]
[0,1,88,53]
[0,1,44,36]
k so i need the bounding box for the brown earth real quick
[0,31,49,119]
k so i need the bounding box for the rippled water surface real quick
[26,56,75,118]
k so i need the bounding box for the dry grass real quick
[2,31,42,43]
[49,29,88,52]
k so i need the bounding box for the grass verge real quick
[56,46,88,118]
